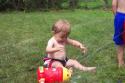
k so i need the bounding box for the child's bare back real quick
[117,0,125,13]
[112,0,125,14]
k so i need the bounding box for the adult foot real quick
[119,64,125,68]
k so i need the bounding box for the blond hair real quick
[52,20,71,34]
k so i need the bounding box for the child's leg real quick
[117,45,125,67]
[51,61,64,68]
[66,59,96,72]
[51,61,73,75]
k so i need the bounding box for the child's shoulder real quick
[48,37,56,43]
[48,36,55,41]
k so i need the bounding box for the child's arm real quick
[67,38,87,54]
[46,39,63,53]
[112,0,118,15]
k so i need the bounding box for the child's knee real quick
[68,59,78,65]
[72,59,78,63]
[52,61,63,68]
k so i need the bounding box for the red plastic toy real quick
[37,66,71,83]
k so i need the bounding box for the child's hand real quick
[79,45,87,54]
[55,46,64,51]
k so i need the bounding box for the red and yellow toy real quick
[37,66,71,83]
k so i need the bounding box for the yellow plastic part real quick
[63,67,71,81]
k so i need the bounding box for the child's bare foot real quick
[83,67,96,73]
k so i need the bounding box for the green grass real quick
[0,10,125,83]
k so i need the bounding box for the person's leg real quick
[51,61,73,75]
[113,13,125,67]
[66,59,96,72]
[51,61,64,68]
[117,45,125,67]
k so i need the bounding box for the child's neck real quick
[53,36,65,43]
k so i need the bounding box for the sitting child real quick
[44,19,96,72]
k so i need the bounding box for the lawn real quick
[1,10,125,83]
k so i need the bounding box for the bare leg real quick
[66,59,96,72]
[117,45,125,68]
[51,61,73,75]
[51,61,64,68]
